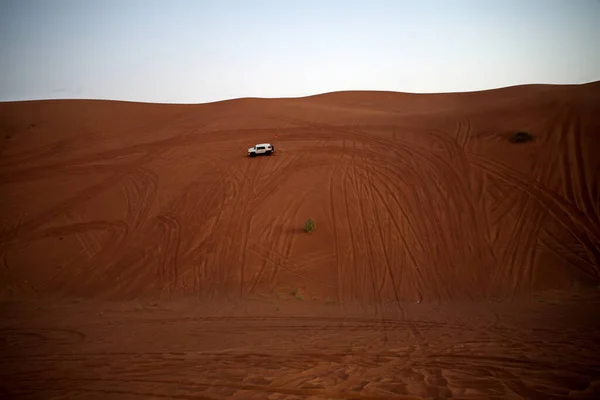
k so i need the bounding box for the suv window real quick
[256,146,264,150]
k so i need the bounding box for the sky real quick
[1,0,599,103]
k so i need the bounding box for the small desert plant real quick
[304,218,315,233]
[509,131,534,143]
[290,287,304,300]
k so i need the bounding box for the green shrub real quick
[304,218,315,233]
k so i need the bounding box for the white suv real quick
[248,143,275,157]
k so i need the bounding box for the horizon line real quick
[2,80,599,106]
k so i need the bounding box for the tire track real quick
[204,156,260,298]
[2,155,209,297]
[472,151,597,242]
[2,171,127,245]
[48,218,132,295]
[156,213,182,296]
[2,147,164,260]
[356,155,433,346]
[468,153,600,277]
[523,142,559,296]
[343,142,370,304]
[267,192,309,280]
[5,350,595,400]
[353,144,381,306]
[63,211,98,260]
[246,212,284,295]
[355,154,403,343]
[179,161,240,277]
[239,143,313,296]
[10,316,594,400]
[126,162,229,298]
[236,163,260,298]
[226,153,283,298]
[246,191,307,294]
[492,182,534,294]
[362,160,416,311]
[339,145,360,304]
[0,219,128,248]
[360,152,451,300]
[398,132,495,282]
[245,241,337,288]
[348,146,382,308]
[538,229,598,280]
[286,252,337,272]
[120,166,158,235]
[487,179,521,231]
[500,194,545,299]
[247,141,308,211]
[185,163,244,298]
[67,166,161,297]
[0,217,130,296]
[564,108,599,226]
[362,158,424,253]
[356,154,390,298]
[277,116,496,295]
[328,144,346,306]
[428,355,596,398]
[454,116,471,150]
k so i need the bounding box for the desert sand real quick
[1,82,599,399]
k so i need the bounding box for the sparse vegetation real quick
[290,288,304,300]
[509,131,534,143]
[304,218,315,233]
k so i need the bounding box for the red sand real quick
[1,82,599,399]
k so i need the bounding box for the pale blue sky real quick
[1,0,599,103]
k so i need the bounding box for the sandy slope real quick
[1,293,599,399]
[1,82,600,399]
[1,82,598,302]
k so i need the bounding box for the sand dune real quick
[1,82,600,399]
[1,82,598,302]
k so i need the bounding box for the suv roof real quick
[255,143,271,147]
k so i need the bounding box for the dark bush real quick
[509,131,534,143]
[304,218,315,233]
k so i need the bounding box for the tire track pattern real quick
[2,91,599,300]
[2,313,599,400]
